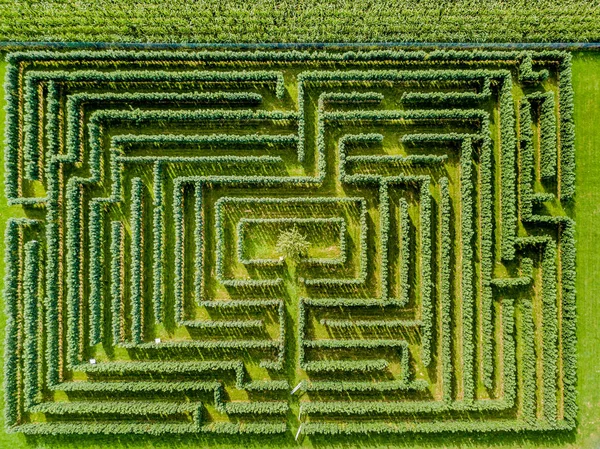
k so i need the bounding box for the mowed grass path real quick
[0,52,598,448]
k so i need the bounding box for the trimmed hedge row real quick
[499,73,518,261]
[23,240,41,409]
[400,76,491,105]
[152,162,165,323]
[521,299,537,423]
[304,379,428,393]
[379,183,391,300]
[110,222,125,344]
[439,177,453,402]
[129,178,144,344]
[304,360,389,373]
[560,220,578,425]
[42,81,62,391]
[398,197,411,305]
[88,200,104,345]
[519,98,536,218]
[459,138,475,401]
[320,319,422,328]
[5,49,571,65]
[318,91,384,109]
[479,114,495,390]
[558,53,576,200]
[418,179,433,368]
[528,91,558,179]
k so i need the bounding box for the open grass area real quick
[0,48,597,448]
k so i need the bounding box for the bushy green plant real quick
[275,226,310,262]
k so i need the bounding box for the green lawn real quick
[0,51,599,448]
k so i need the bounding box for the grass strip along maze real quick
[3,49,576,437]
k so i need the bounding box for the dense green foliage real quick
[1,48,577,441]
[0,1,599,43]
[275,227,310,262]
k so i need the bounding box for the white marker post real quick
[290,381,303,395]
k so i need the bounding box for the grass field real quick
[0,48,598,448]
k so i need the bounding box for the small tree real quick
[276,226,310,262]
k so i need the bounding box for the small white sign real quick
[89,358,96,365]
[155,338,161,344]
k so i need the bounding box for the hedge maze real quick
[3,49,576,438]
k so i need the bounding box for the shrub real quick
[275,226,310,262]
